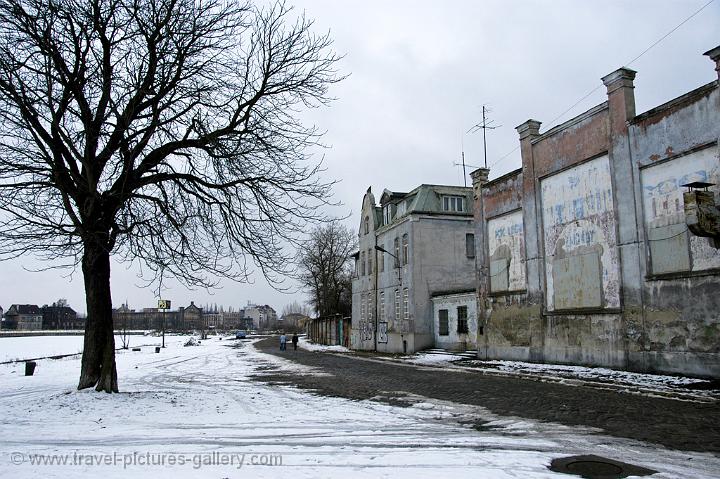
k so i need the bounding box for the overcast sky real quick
[1,0,718,315]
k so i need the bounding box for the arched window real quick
[393,237,400,268]
[360,250,366,276]
[402,234,409,265]
[364,216,369,235]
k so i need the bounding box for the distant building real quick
[244,305,277,330]
[5,304,43,330]
[178,301,204,331]
[41,302,81,330]
[222,311,248,330]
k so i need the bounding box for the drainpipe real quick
[374,236,379,352]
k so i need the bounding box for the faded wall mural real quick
[487,210,526,293]
[540,155,620,311]
[641,146,720,273]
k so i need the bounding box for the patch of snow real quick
[297,337,351,353]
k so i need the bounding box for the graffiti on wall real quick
[641,147,720,273]
[540,155,620,311]
[487,210,526,292]
[377,322,388,343]
[360,321,374,342]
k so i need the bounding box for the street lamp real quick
[374,245,401,283]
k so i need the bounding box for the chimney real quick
[602,68,637,131]
[704,45,720,81]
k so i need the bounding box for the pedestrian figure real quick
[280,333,287,351]
[292,333,299,350]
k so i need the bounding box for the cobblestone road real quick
[254,338,720,454]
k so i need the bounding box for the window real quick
[383,205,393,225]
[364,216,369,235]
[438,309,449,336]
[367,292,373,321]
[457,306,468,334]
[360,294,365,321]
[394,289,400,319]
[443,195,465,212]
[403,288,409,320]
[379,246,385,272]
[380,291,385,321]
[466,233,475,258]
[360,251,366,276]
[402,234,409,265]
[367,248,373,275]
[394,237,400,268]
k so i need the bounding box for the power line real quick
[488,0,715,171]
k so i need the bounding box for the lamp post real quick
[374,245,401,283]
[158,299,171,348]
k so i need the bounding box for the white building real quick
[352,185,477,354]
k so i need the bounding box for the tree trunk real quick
[77,239,118,393]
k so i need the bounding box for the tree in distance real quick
[0,0,343,392]
[297,221,356,319]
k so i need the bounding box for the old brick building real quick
[473,45,720,377]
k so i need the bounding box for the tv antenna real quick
[468,104,501,168]
[454,148,480,187]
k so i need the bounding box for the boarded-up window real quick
[466,233,475,258]
[648,224,690,274]
[439,309,449,336]
[457,306,468,333]
[490,258,510,292]
[552,252,603,310]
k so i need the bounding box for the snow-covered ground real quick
[1,336,719,478]
[297,336,351,353]
[376,350,720,403]
[0,333,188,363]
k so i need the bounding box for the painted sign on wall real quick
[540,155,620,311]
[641,147,720,273]
[487,210,526,292]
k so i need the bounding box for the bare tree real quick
[281,300,312,318]
[0,0,342,392]
[297,221,355,318]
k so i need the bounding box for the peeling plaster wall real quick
[540,155,620,311]
[478,69,720,377]
[628,81,720,377]
[488,210,526,293]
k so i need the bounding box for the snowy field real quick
[0,333,189,363]
[1,337,719,478]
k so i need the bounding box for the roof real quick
[377,184,473,226]
[8,304,41,315]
